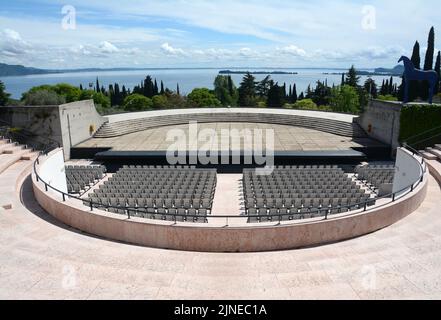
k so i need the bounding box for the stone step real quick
[0,142,16,153]
[20,151,38,161]
[420,151,438,160]
[1,145,25,155]
[0,148,31,175]
[426,147,441,159]
[93,114,365,139]
[434,144,441,151]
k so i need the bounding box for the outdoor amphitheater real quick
[1,100,441,299]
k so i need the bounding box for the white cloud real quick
[99,41,119,54]
[276,45,307,57]
[0,28,31,57]
[160,43,186,56]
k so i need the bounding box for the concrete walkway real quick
[0,172,441,299]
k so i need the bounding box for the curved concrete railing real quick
[31,148,430,252]
[95,108,366,138]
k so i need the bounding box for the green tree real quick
[330,85,360,114]
[0,81,10,106]
[435,51,441,94]
[267,83,285,108]
[123,94,153,111]
[24,89,66,105]
[364,78,378,98]
[187,88,221,108]
[345,65,360,87]
[143,76,155,98]
[152,95,168,109]
[79,90,110,108]
[291,83,298,103]
[256,75,272,97]
[52,83,81,102]
[409,41,421,101]
[424,27,435,71]
[214,75,238,106]
[422,27,436,99]
[238,73,257,107]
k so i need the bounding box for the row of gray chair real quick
[66,165,106,194]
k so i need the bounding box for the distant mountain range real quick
[0,63,164,77]
[0,62,405,77]
[219,70,298,75]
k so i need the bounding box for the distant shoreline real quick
[219,70,298,75]
[324,72,402,76]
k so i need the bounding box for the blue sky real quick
[0,0,439,69]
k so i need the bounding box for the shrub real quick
[377,94,398,102]
[165,93,187,109]
[152,95,169,109]
[187,88,221,108]
[291,99,318,110]
[52,83,81,102]
[24,90,66,105]
[123,94,153,111]
[21,83,81,104]
[79,90,110,108]
[400,104,441,145]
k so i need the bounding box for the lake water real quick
[0,68,401,99]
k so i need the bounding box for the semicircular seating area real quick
[94,112,367,138]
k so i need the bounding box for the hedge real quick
[400,104,441,145]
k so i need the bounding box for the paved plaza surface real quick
[76,123,383,152]
[1,175,441,299]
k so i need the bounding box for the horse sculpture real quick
[398,56,438,104]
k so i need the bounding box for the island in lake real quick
[323,65,405,77]
[219,70,298,75]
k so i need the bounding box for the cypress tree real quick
[177,83,180,95]
[389,76,394,94]
[409,41,421,101]
[108,84,115,106]
[411,41,421,69]
[96,78,100,93]
[424,27,435,71]
[435,51,441,94]
[227,76,234,96]
[122,85,127,99]
[292,84,298,103]
[160,81,165,95]
[144,76,154,98]
[421,27,436,99]
[341,73,345,86]
[79,84,83,91]
[154,79,159,95]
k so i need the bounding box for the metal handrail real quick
[32,143,428,225]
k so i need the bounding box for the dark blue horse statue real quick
[398,56,438,104]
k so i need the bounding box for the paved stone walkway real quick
[0,174,440,299]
